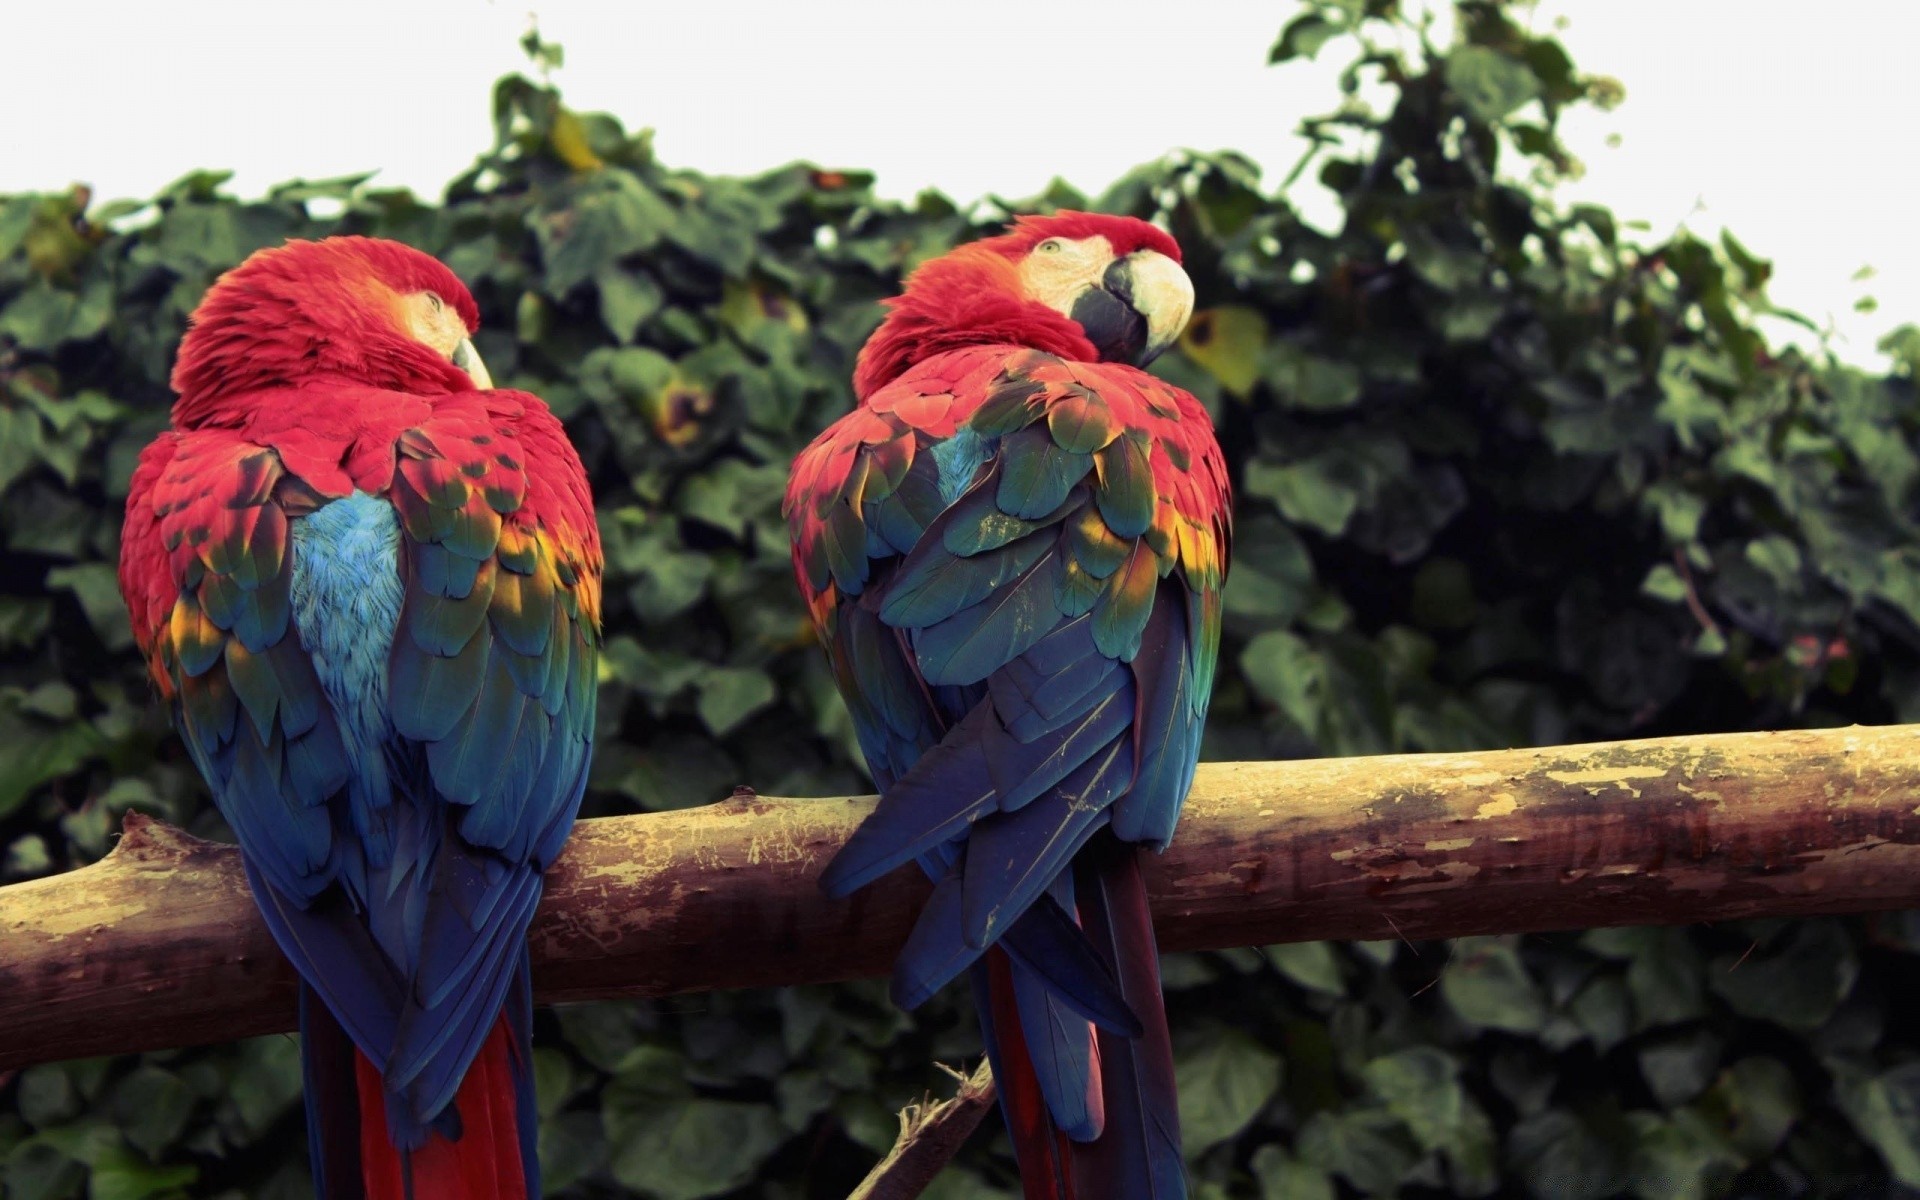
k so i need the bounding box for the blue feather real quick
[962,735,1130,947]
[1011,957,1101,1140]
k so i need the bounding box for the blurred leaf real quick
[1270,12,1340,63]
[695,667,775,735]
[1709,922,1857,1032]
[1297,1105,1421,1195]
[1244,458,1358,536]
[606,1098,784,1199]
[1252,1145,1335,1200]
[1838,1063,1920,1186]
[1444,937,1548,1033]
[1175,1030,1282,1153]
[1180,307,1268,397]
[1265,941,1343,994]
[1445,46,1540,123]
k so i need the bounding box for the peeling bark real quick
[4,725,1920,1070]
[847,1060,997,1200]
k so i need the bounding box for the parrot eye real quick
[1037,240,1064,255]
[426,293,445,313]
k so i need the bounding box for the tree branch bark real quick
[847,1059,998,1200]
[5,724,1920,1070]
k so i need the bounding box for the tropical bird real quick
[118,237,601,1200]
[785,211,1229,1199]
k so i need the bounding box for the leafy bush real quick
[5,5,1920,1196]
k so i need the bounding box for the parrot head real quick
[170,236,492,427]
[854,211,1194,399]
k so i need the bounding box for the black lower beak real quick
[1070,259,1148,365]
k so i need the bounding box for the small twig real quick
[1672,548,1723,640]
[848,1059,998,1200]
[1726,941,1758,973]
[1382,910,1419,957]
[1409,937,1461,998]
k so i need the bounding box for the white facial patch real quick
[1018,235,1115,319]
[399,291,471,360]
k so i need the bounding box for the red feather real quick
[355,1019,527,1200]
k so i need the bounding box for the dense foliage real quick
[6,3,1920,1196]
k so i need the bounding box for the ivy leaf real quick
[1838,1063,1920,1187]
[1252,1146,1335,1200]
[1442,937,1547,1033]
[696,668,776,736]
[1297,1105,1421,1195]
[1175,1029,1283,1153]
[1710,921,1858,1032]
[1244,458,1359,536]
[1180,307,1268,397]
[607,1098,784,1200]
[1444,46,1541,124]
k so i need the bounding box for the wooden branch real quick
[5,724,1920,1070]
[847,1060,997,1200]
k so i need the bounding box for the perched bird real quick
[118,237,601,1200]
[785,212,1229,1199]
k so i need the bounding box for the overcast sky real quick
[4,1,1915,368]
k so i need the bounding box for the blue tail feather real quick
[1070,836,1187,1200]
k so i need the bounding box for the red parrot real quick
[117,237,600,1200]
[785,212,1229,1199]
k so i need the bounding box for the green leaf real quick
[0,706,105,819]
[1708,1057,1798,1157]
[1174,1029,1282,1153]
[1244,458,1358,536]
[46,564,133,651]
[17,1066,78,1129]
[606,1098,784,1200]
[1709,921,1857,1031]
[696,667,776,736]
[1264,941,1344,994]
[1839,1063,1920,1186]
[537,1112,607,1195]
[1179,307,1267,397]
[535,173,676,294]
[4,1138,85,1200]
[110,1068,193,1159]
[1624,1109,1742,1200]
[1296,1105,1421,1195]
[597,267,665,343]
[1636,1033,1721,1108]
[1269,13,1339,63]
[1239,630,1326,734]
[1508,1109,1626,1199]
[1588,927,1706,1029]
[1270,343,1362,411]
[85,1146,197,1200]
[1744,535,1803,588]
[1251,1146,1335,1200]
[1641,564,1687,604]
[1444,46,1541,124]
[1442,936,1547,1033]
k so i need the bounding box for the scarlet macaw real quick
[786,212,1228,1198]
[117,237,600,1200]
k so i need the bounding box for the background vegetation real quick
[5,2,1920,1196]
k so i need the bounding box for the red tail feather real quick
[354,1019,527,1200]
[985,949,1080,1200]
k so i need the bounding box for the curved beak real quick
[1068,249,1196,368]
[452,337,493,390]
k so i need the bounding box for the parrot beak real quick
[452,337,493,390]
[1069,249,1195,368]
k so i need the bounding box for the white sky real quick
[3,1,1916,368]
